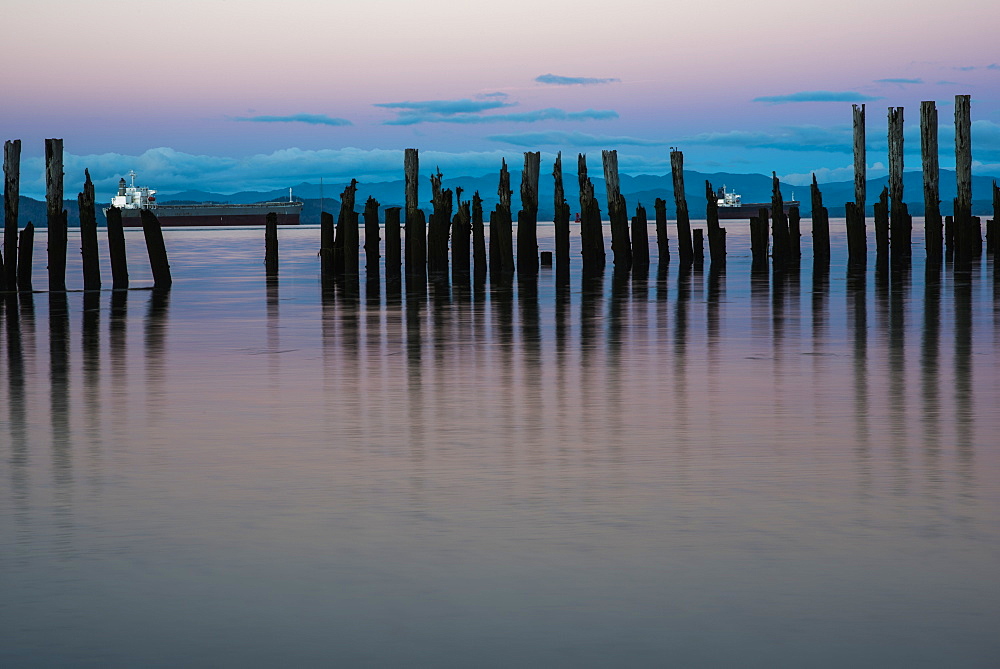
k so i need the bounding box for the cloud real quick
[374,99,516,116]
[535,73,621,86]
[875,78,923,84]
[488,131,667,147]
[680,125,854,153]
[233,113,352,126]
[380,106,618,126]
[953,63,999,71]
[753,91,884,104]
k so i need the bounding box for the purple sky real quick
[3,0,999,198]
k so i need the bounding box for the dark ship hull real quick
[113,202,302,227]
[717,201,800,220]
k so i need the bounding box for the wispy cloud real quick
[753,91,884,104]
[379,105,618,126]
[488,131,666,147]
[374,99,516,116]
[954,63,999,71]
[681,126,854,153]
[875,78,923,84]
[233,113,352,126]
[535,73,621,86]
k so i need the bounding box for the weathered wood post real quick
[888,106,911,265]
[404,148,425,276]
[78,169,101,290]
[788,205,801,263]
[384,207,402,281]
[577,153,605,272]
[810,174,830,263]
[363,196,381,278]
[874,186,890,264]
[452,191,471,277]
[139,209,172,290]
[670,149,693,265]
[46,138,67,292]
[631,203,650,270]
[336,179,358,276]
[853,104,866,212]
[654,198,669,265]
[988,181,999,255]
[4,140,20,289]
[954,94,974,261]
[692,228,704,266]
[518,151,540,275]
[472,192,486,281]
[490,159,514,277]
[427,170,452,275]
[553,152,571,272]
[845,202,867,266]
[264,212,278,276]
[750,208,769,270]
[17,222,33,291]
[320,211,335,279]
[705,181,726,264]
[770,173,790,267]
[106,205,129,289]
[602,149,632,270]
[921,100,942,262]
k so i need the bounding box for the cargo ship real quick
[106,171,302,226]
[715,185,799,220]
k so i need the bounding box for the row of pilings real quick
[2,96,998,297]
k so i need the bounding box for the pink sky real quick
[3,0,998,196]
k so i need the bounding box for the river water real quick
[2,222,999,666]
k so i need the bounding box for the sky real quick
[3,0,999,199]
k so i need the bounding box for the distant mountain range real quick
[2,170,997,228]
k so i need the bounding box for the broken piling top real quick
[853,103,866,207]
[497,159,511,211]
[404,148,419,215]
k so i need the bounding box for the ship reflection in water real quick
[1,223,998,667]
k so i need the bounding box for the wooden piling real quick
[404,148,425,272]
[363,196,381,276]
[338,180,359,275]
[692,228,704,265]
[750,208,769,269]
[845,201,867,266]
[428,170,452,275]
[552,152,571,271]
[788,205,800,262]
[490,159,514,276]
[921,100,942,262]
[320,211,335,277]
[670,149,693,265]
[654,198,669,265]
[810,174,830,262]
[770,173,790,266]
[518,151,540,275]
[577,153,605,271]
[452,189,471,276]
[472,192,486,280]
[853,104,866,212]
[4,139,20,289]
[874,186,889,262]
[17,222,33,291]
[139,209,172,290]
[105,205,129,289]
[705,181,726,264]
[991,181,1000,255]
[78,169,101,290]
[46,138,67,292]
[385,207,402,280]
[955,95,972,220]
[888,106,910,264]
[602,149,631,270]
[265,212,278,276]
[631,203,650,269]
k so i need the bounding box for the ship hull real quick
[717,201,800,220]
[112,203,302,227]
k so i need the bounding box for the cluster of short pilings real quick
[1,138,173,299]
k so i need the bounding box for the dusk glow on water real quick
[2,225,999,666]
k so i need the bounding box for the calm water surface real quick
[2,222,999,667]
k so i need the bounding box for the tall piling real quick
[750,208,769,270]
[490,159,514,277]
[78,169,101,290]
[670,149,693,265]
[428,170,452,276]
[705,181,726,264]
[602,149,631,270]
[853,104,866,212]
[452,190,471,276]
[888,106,910,264]
[4,139,20,289]
[989,181,999,255]
[46,138,67,292]
[874,186,890,263]
[845,202,867,266]
[472,192,486,281]
[265,212,278,276]
[954,94,974,261]
[339,179,359,276]
[404,148,425,274]
[577,153,605,272]
[553,152,571,271]
[106,205,129,289]
[139,209,172,290]
[921,100,942,262]
[631,203,650,270]
[654,198,669,266]
[770,173,790,267]
[385,207,402,281]
[518,151,540,275]
[363,196,381,277]
[17,222,33,291]
[810,174,830,263]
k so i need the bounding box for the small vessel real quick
[715,185,799,220]
[106,171,302,226]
